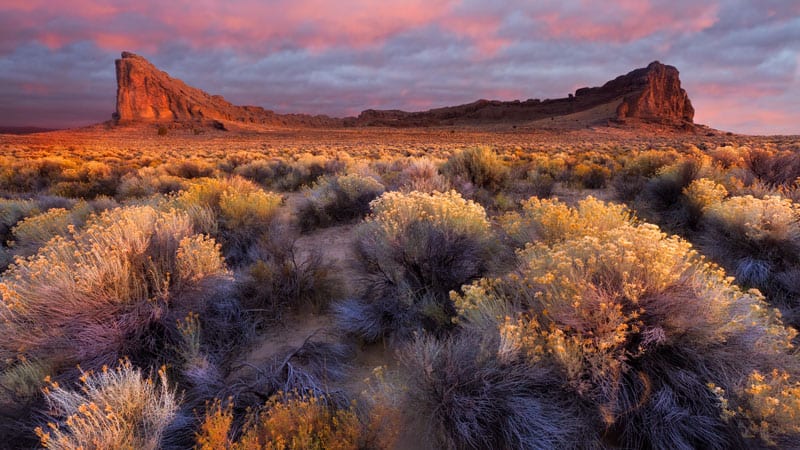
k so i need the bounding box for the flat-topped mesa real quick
[113,51,340,126]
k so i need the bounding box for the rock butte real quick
[114,52,694,129]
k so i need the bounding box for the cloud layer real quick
[1,0,798,134]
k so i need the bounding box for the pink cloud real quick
[1,0,798,133]
[528,0,719,42]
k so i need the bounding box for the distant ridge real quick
[0,126,59,135]
[113,52,694,129]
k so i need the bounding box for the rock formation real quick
[353,61,694,127]
[582,61,694,124]
[113,52,340,127]
[112,53,694,129]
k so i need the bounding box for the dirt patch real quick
[552,183,615,205]
[293,223,361,296]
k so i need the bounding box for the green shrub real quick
[7,200,106,258]
[0,198,41,242]
[237,237,345,320]
[613,150,678,202]
[234,156,343,191]
[572,162,611,189]
[638,158,706,232]
[117,167,188,199]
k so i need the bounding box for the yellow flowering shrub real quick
[0,205,229,369]
[196,393,397,450]
[366,190,490,240]
[739,369,800,445]
[705,195,800,243]
[455,198,799,446]
[683,178,728,212]
[176,176,283,264]
[500,196,631,247]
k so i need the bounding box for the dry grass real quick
[36,360,179,450]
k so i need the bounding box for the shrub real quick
[572,162,611,189]
[0,358,52,445]
[297,174,385,232]
[401,332,600,449]
[638,158,705,232]
[0,198,41,243]
[454,200,799,448]
[36,360,179,450]
[612,150,677,202]
[699,195,800,326]
[745,148,800,187]
[7,199,107,258]
[196,392,395,450]
[117,167,188,199]
[394,158,450,193]
[337,191,495,341]
[237,236,345,321]
[683,178,728,213]
[500,196,631,248]
[524,170,556,199]
[0,205,231,372]
[163,159,216,179]
[234,156,343,191]
[442,146,508,193]
[735,369,800,446]
[176,177,284,265]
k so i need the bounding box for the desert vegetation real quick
[1,129,800,448]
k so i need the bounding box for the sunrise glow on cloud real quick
[1,0,798,134]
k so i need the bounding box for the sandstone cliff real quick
[113,52,340,127]
[112,53,694,129]
[353,61,694,127]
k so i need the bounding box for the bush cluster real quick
[0,205,231,372]
[297,173,385,232]
[337,190,495,341]
[405,198,800,449]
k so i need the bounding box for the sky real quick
[1,0,798,134]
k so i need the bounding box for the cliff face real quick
[604,61,694,124]
[112,53,694,129]
[113,52,339,126]
[355,61,695,127]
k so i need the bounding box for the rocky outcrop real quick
[353,61,694,128]
[575,61,693,124]
[113,52,340,127]
[112,53,694,129]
